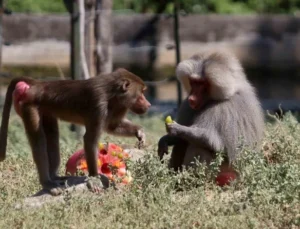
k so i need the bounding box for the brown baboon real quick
[0,68,151,194]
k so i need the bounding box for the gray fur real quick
[158,51,264,169]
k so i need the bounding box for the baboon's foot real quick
[43,180,65,196]
[86,175,110,193]
[51,175,69,183]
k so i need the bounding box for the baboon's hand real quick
[166,122,181,137]
[136,129,146,149]
[158,137,169,160]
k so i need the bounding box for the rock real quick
[15,175,109,209]
[122,146,146,162]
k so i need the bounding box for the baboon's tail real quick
[0,77,34,161]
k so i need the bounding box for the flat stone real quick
[15,175,109,209]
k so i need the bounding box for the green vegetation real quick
[6,0,66,13]
[178,0,300,14]
[0,111,299,228]
[5,0,300,14]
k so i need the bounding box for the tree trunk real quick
[95,0,113,75]
[78,0,90,80]
[85,0,96,77]
[69,0,86,137]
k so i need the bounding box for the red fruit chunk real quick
[215,171,237,187]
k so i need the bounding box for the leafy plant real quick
[0,111,299,228]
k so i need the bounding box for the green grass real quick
[0,111,299,228]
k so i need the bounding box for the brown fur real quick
[0,68,151,195]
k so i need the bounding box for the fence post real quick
[174,0,182,107]
[0,0,3,70]
[70,0,85,138]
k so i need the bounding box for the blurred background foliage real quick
[5,0,300,15]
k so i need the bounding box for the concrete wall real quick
[3,13,300,68]
[1,13,300,107]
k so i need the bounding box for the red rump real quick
[13,81,30,115]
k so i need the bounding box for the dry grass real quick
[0,111,299,229]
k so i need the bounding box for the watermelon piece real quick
[65,142,132,184]
[215,171,237,187]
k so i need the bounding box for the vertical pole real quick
[174,0,182,107]
[70,0,85,137]
[85,1,96,77]
[71,1,81,81]
[78,0,90,79]
[95,0,113,75]
[0,0,3,70]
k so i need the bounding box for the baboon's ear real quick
[122,79,131,92]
